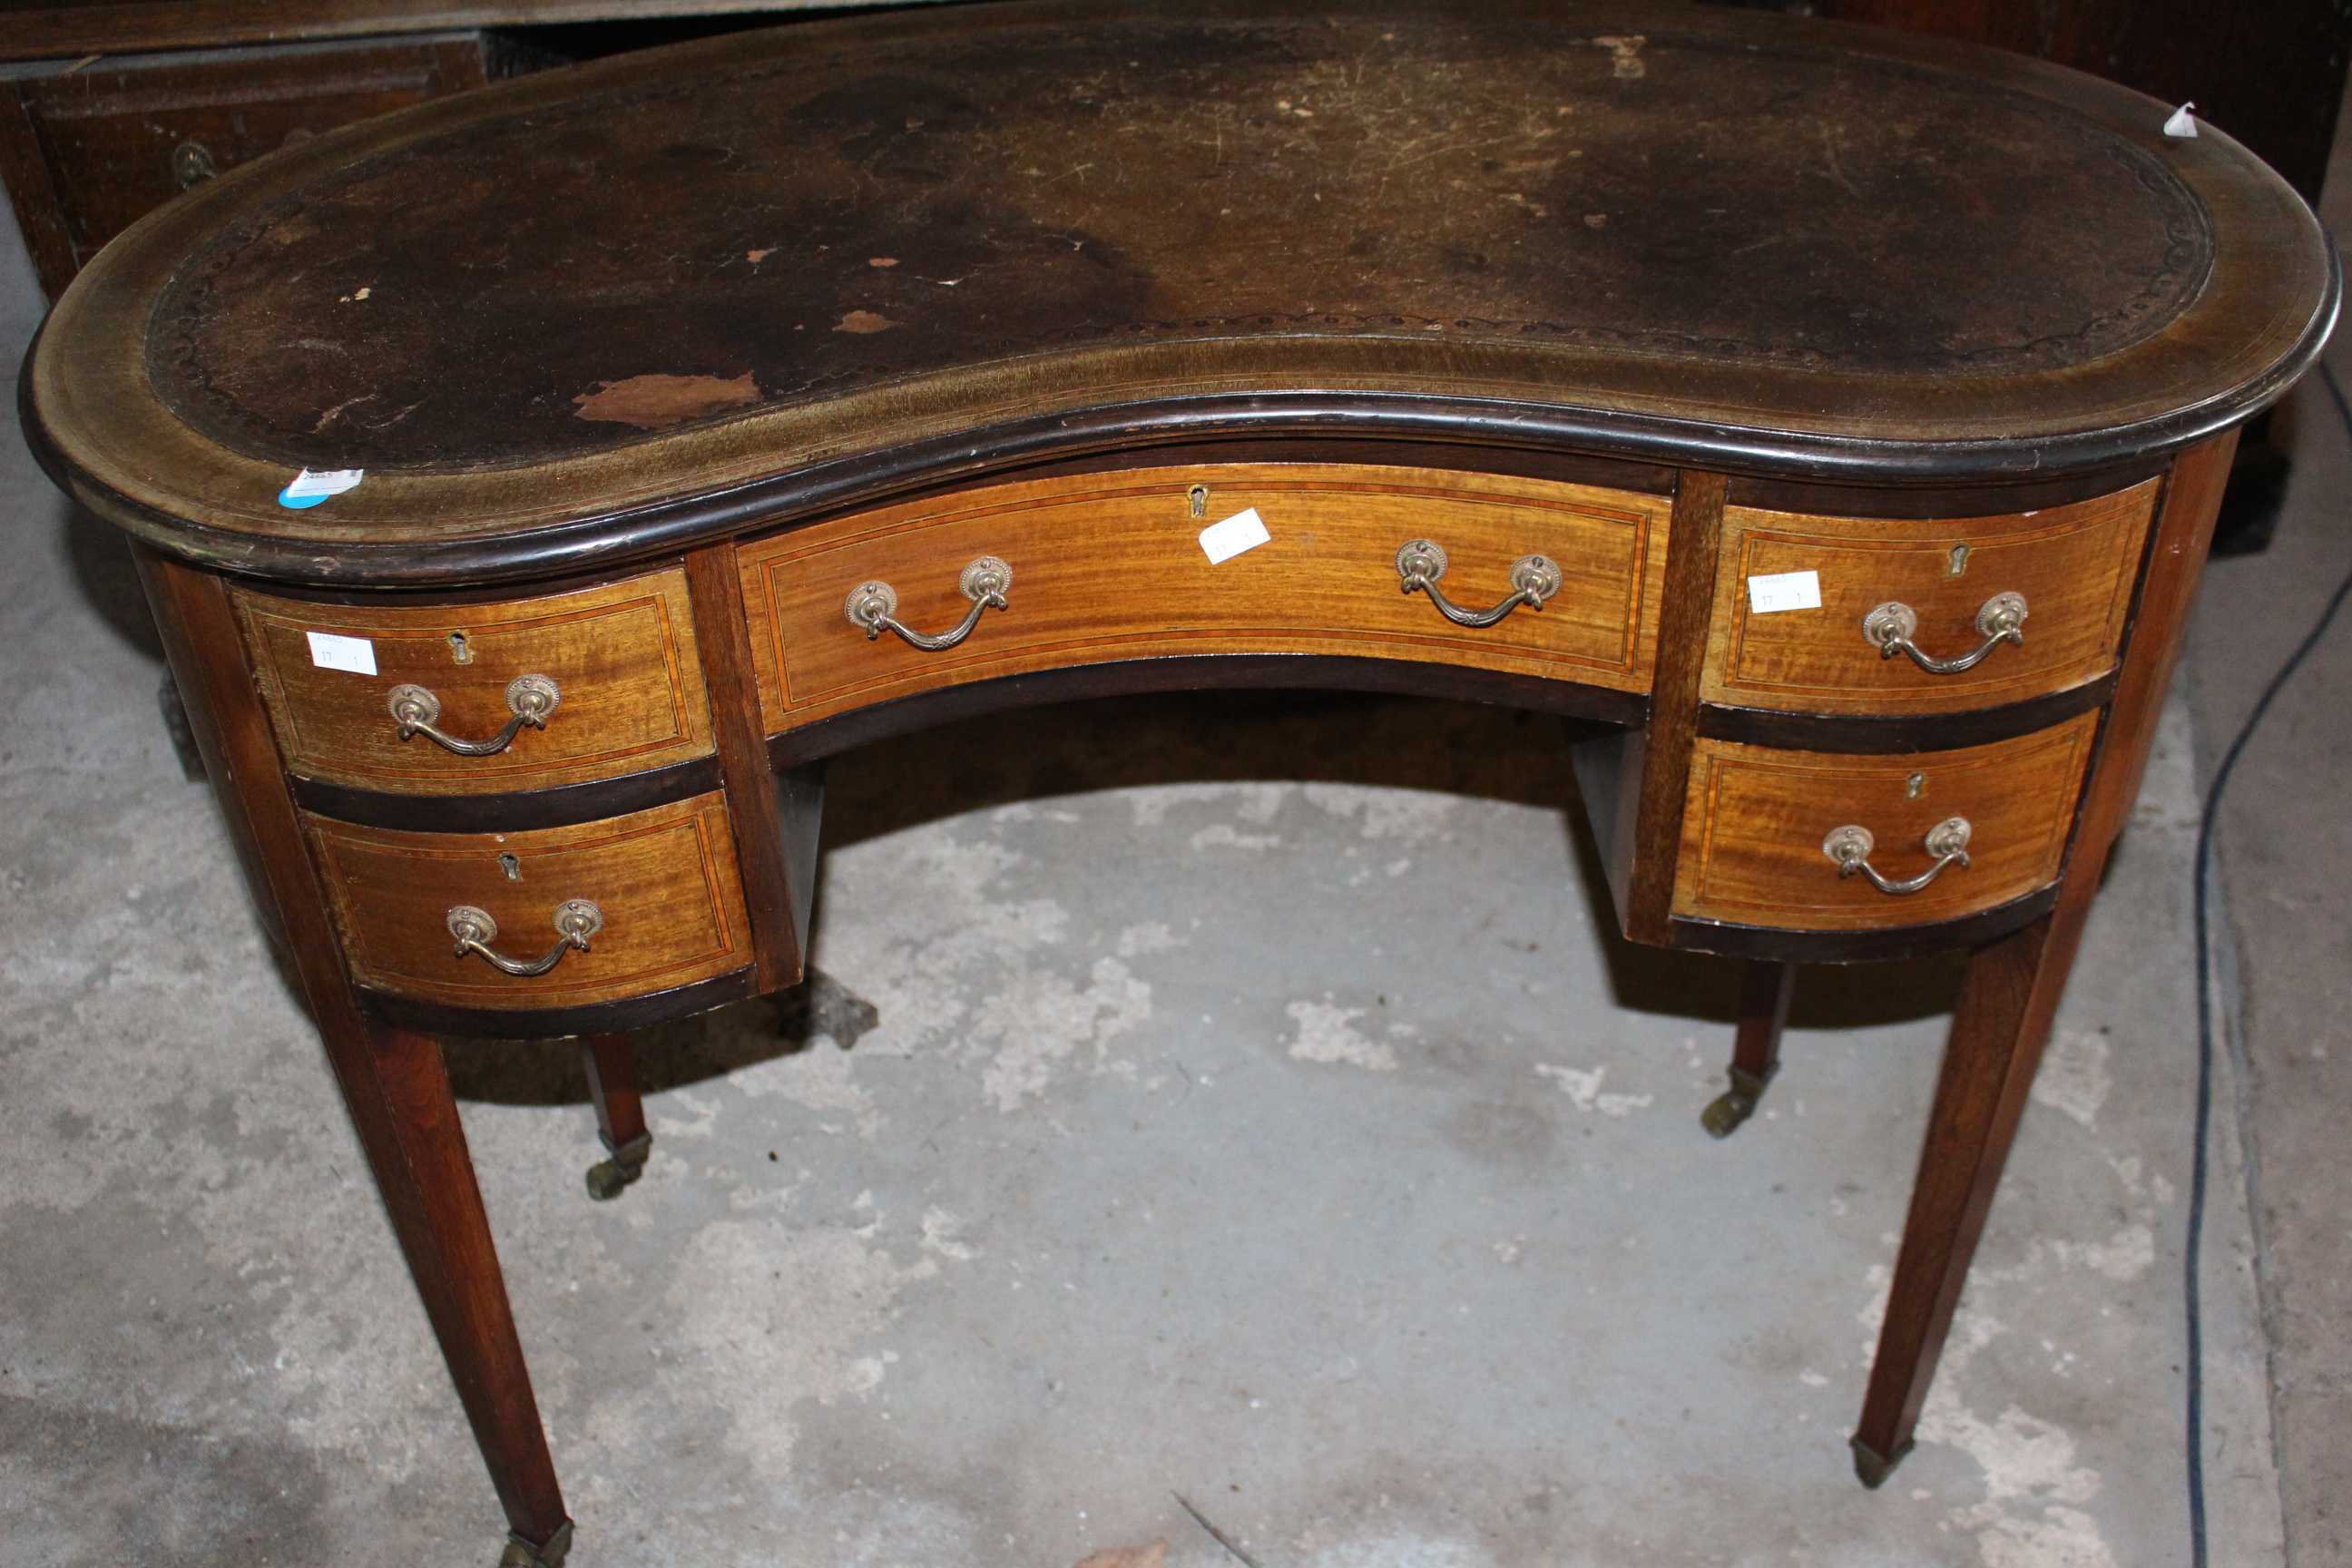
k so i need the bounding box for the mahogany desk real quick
[19,4,2337,1561]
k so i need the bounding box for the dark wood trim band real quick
[954,435,1679,501]
[684,544,807,993]
[764,653,1651,768]
[40,368,2337,591]
[218,558,691,610]
[1668,886,2062,965]
[1694,675,2115,754]
[1622,471,1730,944]
[1723,462,2167,521]
[359,967,760,1041]
[289,756,720,833]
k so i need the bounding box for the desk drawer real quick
[740,464,1671,732]
[237,570,715,794]
[306,793,752,1010]
[1702,481,2157,716]
[1671,712,2098,931]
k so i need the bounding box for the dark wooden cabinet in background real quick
[1796,0,2351,203]
[0,2,829,302]
[2,34,498,298]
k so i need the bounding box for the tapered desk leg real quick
[334,1021,575,1564]
[1850,910,2076,1486]
[581,1033,652,1201]
[1703,960,1795,1138]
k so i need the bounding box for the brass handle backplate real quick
[389,674,561,755]
[1821,818,1973,896]
[172,141,218,190]
[446,899,603,977]
[1396,538,1561,628]
[1862,592,2027,675]
[845,555,1012,650]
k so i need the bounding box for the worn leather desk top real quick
[22,0,2337,584]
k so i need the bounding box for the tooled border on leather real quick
[143,19,2216,474]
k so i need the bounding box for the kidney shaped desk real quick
[19,3,2337,1561]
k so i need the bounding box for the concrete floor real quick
[2182,132,2352,1568]
[4,140,2347,1568]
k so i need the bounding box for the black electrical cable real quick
[2187,358,2352,1568]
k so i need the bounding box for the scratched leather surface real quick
[147,6,2212,472]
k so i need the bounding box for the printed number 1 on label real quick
[305,631,377,674]
[1747,570,1822,614]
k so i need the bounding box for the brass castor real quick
[1700,1064,1777,1139]
[1850,1435,1915,1489]
[583,1132,651,1202]
[497,1520,573,1567]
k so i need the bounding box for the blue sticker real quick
[278,467,365,509]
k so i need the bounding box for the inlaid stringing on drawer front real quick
[234,569,716,794]
[1702,480,2159,717]
[305,792,752,1009]
[1671,711,2100,932]
[736,464,1674,732]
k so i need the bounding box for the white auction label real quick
[306,631,378,674]
[1198,507,1272,565]
[1747,569,1823,614]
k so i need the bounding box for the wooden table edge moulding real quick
[18,3,2339,1561]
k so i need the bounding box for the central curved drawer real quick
[738,464,1672,733]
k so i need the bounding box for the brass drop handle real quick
[388,674,561,755]
[1822,818,1973,896]
[446,900,603,977]
[1862,592,2028,675]
[845,556,1012,650]
[1396,538,1561,628]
